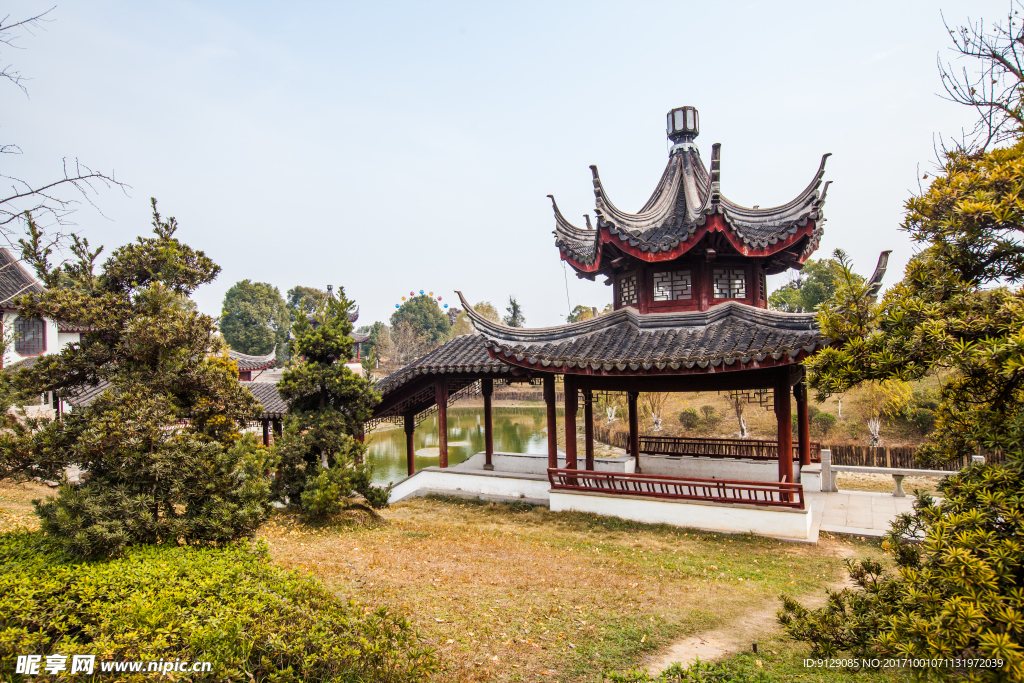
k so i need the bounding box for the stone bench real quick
[803,453,983,496]
[830,465,954,497]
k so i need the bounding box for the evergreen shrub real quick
[678,408,700,430]
[779,460,1024,681]
[0,531,435,682]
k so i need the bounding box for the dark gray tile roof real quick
[228,348,277,371]
[244,380,287,418]
[552,145,828,267]
[0,248,44,308]
[60,378,287,419]
[56,321,95,333]
[351,331,370,343]
[375,333,513,395]
[458,293,825,373]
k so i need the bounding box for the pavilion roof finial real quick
[667,106,699,152]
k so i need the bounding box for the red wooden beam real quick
[628,391,640,473]
[404,413,415,476]
[435,379,448,468]
[775,368,793,487]
[583,389,595,471]
[795,380,811,467]
[482,378,494,471]
[544,375,557,469]
[564,375,578,470]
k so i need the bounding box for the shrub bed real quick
[0,532,435,682]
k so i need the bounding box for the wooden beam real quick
[435,379,449,468]
[482,378,494,471]
[571,368,783,393]
[544,375,558,469]
[404,413,416,476]
[583,389,595,471]
[795,380,811,467]
[564,375,578,470]
[775,369,793,486]
[628,391,640,473]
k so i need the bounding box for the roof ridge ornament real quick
[709,143,722,205]
[667,106,699,154]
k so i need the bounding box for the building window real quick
[652,269,693,301]
[618,273,638,307]
[759,270,767,302]
[713,269,746,299]
[15,317,46,356]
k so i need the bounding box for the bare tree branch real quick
[0,8,130,243]
[938,3,1024,151]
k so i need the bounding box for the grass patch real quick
[0,530,434,682]
[260,495,884,682]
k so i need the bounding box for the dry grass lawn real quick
[259,495,881,682]
[2,481,893,682]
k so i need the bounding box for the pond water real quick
[365,406,565,485]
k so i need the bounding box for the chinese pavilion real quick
[370,106,888,534]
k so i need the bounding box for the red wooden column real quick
[435,378,449,468]
[628,391,640,473]
[795,381,811,467]
[544,375,558,469]
[404,413,416,476]
[583,389,595,471]
[775,370,793,484]
[482,378,494,470]
[564,375,578,470]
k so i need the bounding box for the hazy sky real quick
[4,1,1004,327]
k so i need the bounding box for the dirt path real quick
[645,544,858,673]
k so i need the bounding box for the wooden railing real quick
[548,468,805,509]
[632,435,821,463]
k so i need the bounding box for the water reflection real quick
[365,406,565,485]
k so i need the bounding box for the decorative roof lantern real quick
[666,106,699,148]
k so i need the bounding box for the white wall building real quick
[0,248,83,370]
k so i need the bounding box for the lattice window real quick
[652,269,693,301]
[713,268,746,299]
[618,274,638,306]
[759,269,767,302]
[15,317,45,356]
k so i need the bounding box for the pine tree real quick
[2,201,274,558]
[274,287,385,516]
[504,296,525,327]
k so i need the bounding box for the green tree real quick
[780,462,1024,680]
[504,296,525,327]
[390,294,450,346]
[275,287,385,516]
[474,301,501,322]
[566,304,599,323]
[220,280,290,365]
[286,285,327,319]
[0,200,272,558]
[782,11,1024,678]
[768,258,853,313]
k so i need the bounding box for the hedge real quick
[0,532,435,682]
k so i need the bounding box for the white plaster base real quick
[548,490,813,540]
[456,451,634,475]
[638,455,801,483]
[801,464,823,492]
[388,467,552,504]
